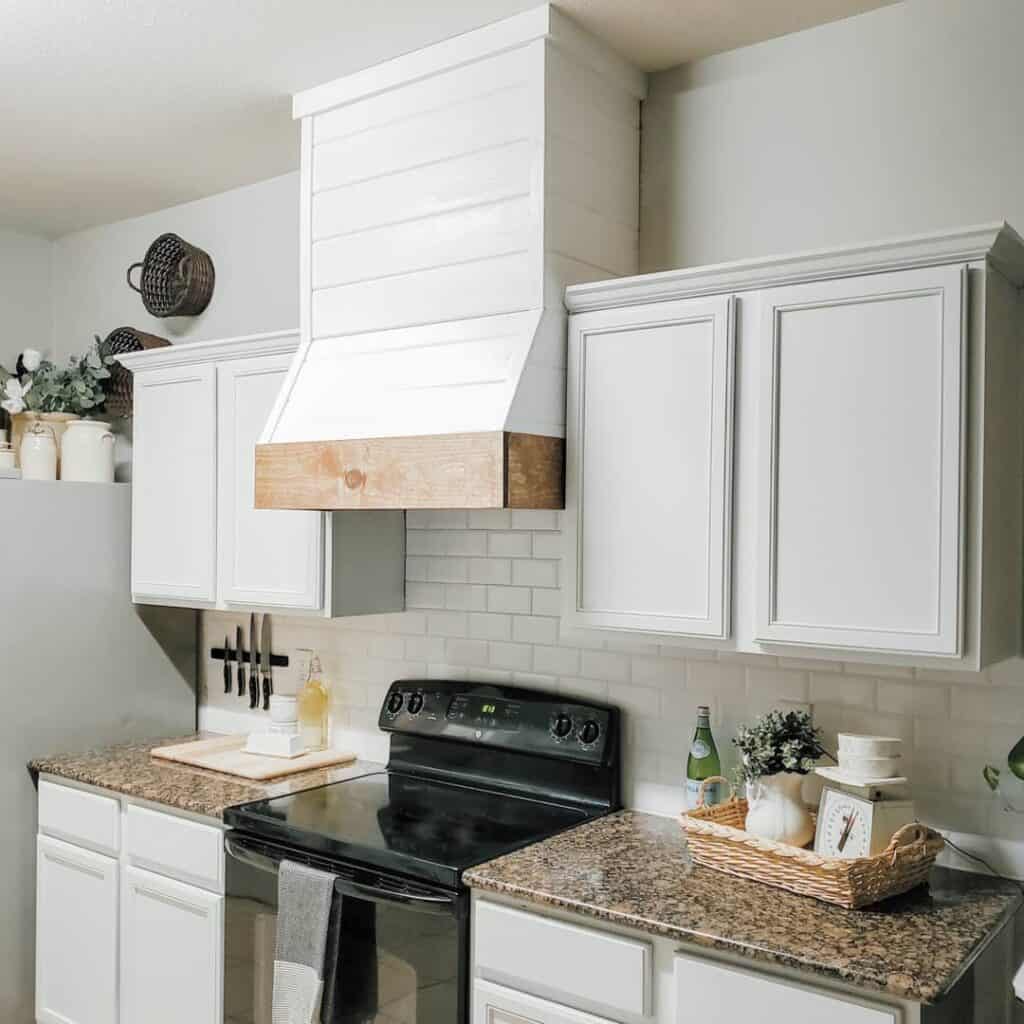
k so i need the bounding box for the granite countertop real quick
[464,810,1022,1003]
[29,734,380,820]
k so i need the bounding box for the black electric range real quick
[222,681,620,1024]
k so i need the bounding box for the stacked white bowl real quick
[836,734,903,781]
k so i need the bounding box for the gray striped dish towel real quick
[273,860,337,1024]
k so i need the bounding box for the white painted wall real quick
[50,172,299,357]
[0,229,52,366]
[641,0,1024,271]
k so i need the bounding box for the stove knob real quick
[407,692,424,715]
[579,720,601,745]
[386,691,404,715]
[551,713,573,739]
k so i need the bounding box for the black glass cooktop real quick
[224,770,594,888]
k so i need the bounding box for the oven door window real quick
[225,846,463,1024]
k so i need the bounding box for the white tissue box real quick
[245,732,307,758]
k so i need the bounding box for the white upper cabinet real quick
[217,353,324,610]
[565,223,1024,669]
[567,295,734,638]
[755,265,965,656]
[131,363,217,605]
[121,332,405,616]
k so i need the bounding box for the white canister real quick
[20,422,57,481]
[60,420,115,483]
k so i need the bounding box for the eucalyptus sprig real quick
[732,709,825,784]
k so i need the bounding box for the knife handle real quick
[262,676,271,711]
[223,657,231,694]
[249,665,259,709]
[237,658,246,697]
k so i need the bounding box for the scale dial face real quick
[815,787,873,859]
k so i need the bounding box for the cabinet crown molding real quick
[115,329,300,372]
[565,222,1024,312]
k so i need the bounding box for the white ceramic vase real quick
[19,421,58,481]
[60,419,115,483]
[744,771,814,847]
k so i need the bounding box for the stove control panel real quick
[378,681,617,766]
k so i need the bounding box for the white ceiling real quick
[1,0,897,238]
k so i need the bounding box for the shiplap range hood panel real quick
[256,5,646,510]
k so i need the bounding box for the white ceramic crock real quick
[60,419,115,483]
[20,421,57,480]
[744,771,815,847]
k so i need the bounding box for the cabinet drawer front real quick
[674,953,900,1023]
[38,780,120,856]
[475,901,651,1018]
[567,295,735,639]
[474,980,617,1024]
[755,264,965,656]
[125,804,224,893]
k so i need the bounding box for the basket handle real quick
[885,822,931,864]
[126,263,144,293]
[696,775,734,808]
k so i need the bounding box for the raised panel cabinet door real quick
[674,953,900,1023]
[217,355,324,610]
[473,980,617,1024]
[36,834,118,1024]
[121,866,224,1024]
[131,363,217,604]
[566,295,735,638]
[755,265,966,656]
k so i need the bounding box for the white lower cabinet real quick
[674,952,899,1024]
[473,897,910,1024]
[36,835,119,1024]
[36,779,224,1024]
[475,980,617,1024]
[121,866,223,1024]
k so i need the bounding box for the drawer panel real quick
[475,901,651,1018]
[124,804,224,893]
[38,780,120,857]
[674,953,900,1023]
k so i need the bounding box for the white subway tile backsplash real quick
[512,559,558,588]
[468,612,512,641]
[487,532,532,558]
[199,513,1015,851]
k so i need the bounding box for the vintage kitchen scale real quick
[813,734,916,858]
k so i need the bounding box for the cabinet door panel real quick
[36,835,118,1024]
[756,265,965,655]
[674,953,899,1023]
[474,980,616,1024]
[217,355,324,610]
[121,866,223,1024]
[131,364,217,604]
[567,296,734,638]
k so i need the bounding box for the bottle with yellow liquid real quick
[297,650,329,752]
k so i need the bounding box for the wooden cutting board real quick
[151,735,357,781]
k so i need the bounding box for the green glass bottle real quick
[685,705,721,809]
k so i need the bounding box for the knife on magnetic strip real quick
[260,614,272,711]
[236,625,245,697]
[248,613,259,709]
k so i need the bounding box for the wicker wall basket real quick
[126,232,215,318]
[100,327,171,417]
[680,777,945,910]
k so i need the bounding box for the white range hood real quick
[256,5,645,510]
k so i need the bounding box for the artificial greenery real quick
[1,342,113,417]
[733,709,825,784]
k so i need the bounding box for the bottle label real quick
[690,739,711,759]
[685,777,721,810]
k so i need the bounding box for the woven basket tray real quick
[680,777,944,909]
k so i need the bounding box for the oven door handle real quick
[225,835,458,916]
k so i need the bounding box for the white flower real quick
[20,349,41,372]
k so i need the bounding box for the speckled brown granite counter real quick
[29,735,380,820]
[464,810,1021,1003]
